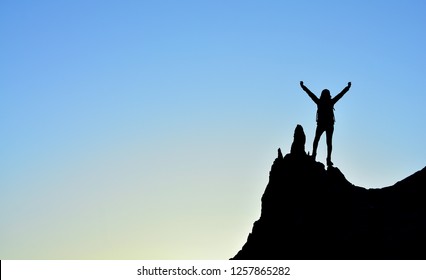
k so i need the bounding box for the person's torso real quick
[316,100,334,126]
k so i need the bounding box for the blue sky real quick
[1,0,425,259]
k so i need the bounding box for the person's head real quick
[320,89,331,100]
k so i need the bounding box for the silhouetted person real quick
[300,81,351,166]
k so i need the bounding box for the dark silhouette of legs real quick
[312,126,325,160]
[312,125,334,165]
[326,126,334,166]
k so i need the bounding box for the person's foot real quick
[327,158,333,166]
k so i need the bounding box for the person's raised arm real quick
[333,82,351,104]
[300,81,319,103]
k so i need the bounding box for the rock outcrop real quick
[232,125,426,259]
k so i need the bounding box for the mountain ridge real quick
[232,125,426,259]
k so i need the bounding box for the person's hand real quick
[348,82,351,87]
[300,81,304,87]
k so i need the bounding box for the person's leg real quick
[326,126,334,166]
[312,125,325,160]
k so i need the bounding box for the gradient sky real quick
[1,0,425,259]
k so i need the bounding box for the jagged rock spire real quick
[290,124,306,155]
